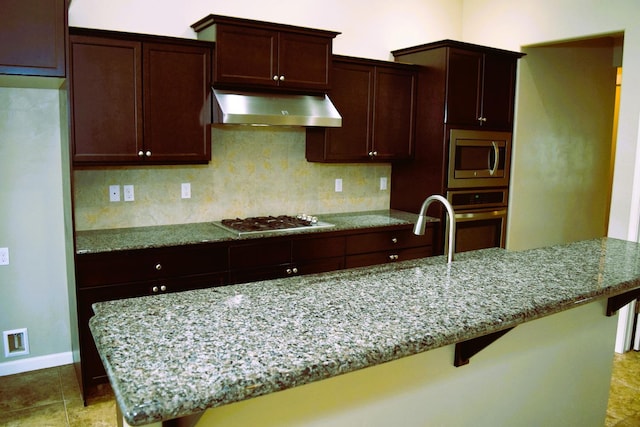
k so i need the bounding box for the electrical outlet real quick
[380,177,388,190]
[123,185,134,202]
[335,178,343,193]
[0,248,8,265]
[109,185,121,202]
[3,328,29,357]
[181,183,191,199]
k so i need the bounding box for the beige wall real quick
[507,40,617,250]
[73,128,391,230]
[461,0,640,244]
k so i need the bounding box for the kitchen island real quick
[89,237,640,426]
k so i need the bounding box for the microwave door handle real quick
[489,141,499,176]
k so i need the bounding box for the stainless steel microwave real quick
[447,129,512,189]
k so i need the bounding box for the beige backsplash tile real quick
[73,127,391,230]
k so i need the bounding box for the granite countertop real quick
[90,237,640,425]
[75,209,431,254]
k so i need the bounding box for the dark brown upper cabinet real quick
[306,56,417,162]
[392,40,523,131]
[192,14,339,93]
[69,28,212,166]
[0,0,67,77]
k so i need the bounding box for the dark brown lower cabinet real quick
[229,235,346,284]
[345,228,434,269]
[77,273,226,387]
[73,223,435,402]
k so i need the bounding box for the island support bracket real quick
[606,288,640,316]
[454,327,515,367]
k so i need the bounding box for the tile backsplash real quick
[73,126,391,230]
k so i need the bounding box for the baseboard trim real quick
[0,351,73,376]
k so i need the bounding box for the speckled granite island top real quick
[90,237,640,425]
[75,209,428,254]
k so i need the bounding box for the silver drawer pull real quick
[389,254,399,261]
[155,263,162,271]
[160,285,167,291]
[152,286,159,292]
[391,237,398,244]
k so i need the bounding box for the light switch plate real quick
[109,185,120,202]
[181,183,191,199]
[123,185,134,201]
[380,177,388,190]
[0,247,8,265]
[335,178,343,192]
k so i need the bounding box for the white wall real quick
[461,0,640,243]
[0,88,73,372]
[68,0,463,61]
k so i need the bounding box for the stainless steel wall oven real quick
[446,129,512,254]
[446,189,508,253]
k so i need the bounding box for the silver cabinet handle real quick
[160,285,166,291]
[145,150,151,157]
[389,254,399,261]
[368,151,378,157]
[489,141,499,176]
[273,75,279,81]
[152,286,159,292]
[138,151,144,157]
[286,267,299,275]
[292,267,298,274]
[155,263,162,271]
[286,268,292,275]
[478,117,487,122]
[279,75,285,81]
[391,237,398,244]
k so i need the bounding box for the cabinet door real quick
[278,32,332,92]
[445,48,483,127]
[70,36,143,163]
[78,273,225,385]
[306,60,373,161]
[480,54,518,130]
[371,65,416,160]
[143,42,211,163]
[213,24,278,88]
[0,0,66,77]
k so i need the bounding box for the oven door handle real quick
[455,208,507,222]
[489,141,499,176]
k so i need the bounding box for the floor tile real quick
[0,402,68,427]
[0,367,63,413]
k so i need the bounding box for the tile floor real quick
[0,351,639,426]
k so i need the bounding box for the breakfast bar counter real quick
[89,237,640,426]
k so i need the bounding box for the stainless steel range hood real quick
[212,88,342,127]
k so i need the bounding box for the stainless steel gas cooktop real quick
[214,215,334,236]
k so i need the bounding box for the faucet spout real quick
[413,194,456,263]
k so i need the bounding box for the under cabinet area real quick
[192,14,339,93]
[0,0,67,78]
[69,28,212,165]
[306,55,417,162]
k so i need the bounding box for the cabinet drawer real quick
[345,246,432,269]
[76,243,228,288]
[292,236,345,261]
[229,240,291,269]
[346,228,433,254]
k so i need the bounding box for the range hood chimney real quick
[212,88,342,127]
